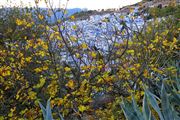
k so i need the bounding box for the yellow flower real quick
[28,91,37,100]
[72,25,77,29]
[26,23,32,28]
[127,50,134,55]
[148,44,154,49]
[42,44,48,50]
[97,65,103,71]
[143,70,148,78]
[57,98,64,106]
[42,66,48,71]
[71,15,75,20]
[82,72,91,78]
[39,51,46,57]
[49,33,55,39]
[47,81,58,98]
[66,80,75,89]
[34,68,42,73]
[75,53,80,58]
[33,78,46,88]
[16,18,23,26]
[81,43,88,49]
[90,51,96,58]
[147,27,152,33]
[119,15,124,19]
[153,38,159,43]
[134,64,141,68]
[2,70,10,77]
[25,57,32,63]
[38,14,44,20]
[70,36,77,42]
[57,36,62,41]
[0,66,11,77]
[78,105,87,112]
[129,8,134,13]
[65,67,71,72]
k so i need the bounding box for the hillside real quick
[71,0,180,21]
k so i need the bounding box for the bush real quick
[0,1,179,119]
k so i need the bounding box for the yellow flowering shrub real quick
[0,1,179,120]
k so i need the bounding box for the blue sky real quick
[0,0,142,10]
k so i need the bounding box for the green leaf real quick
[132,96,144,119]
[172,107,180,120]
[161,84,173,120]
[143,94,155,120]
[120,98,142,120]
[46,98,53,120]
[39,98,53,120]
[145,90,164,120]
[39,102,46,120]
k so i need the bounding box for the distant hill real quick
[47,8,82,22]
[69,0,180,21]
[65,8,82,16]
[0,7,82,22]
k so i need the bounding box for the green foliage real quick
[39,99,54,120]
[121,69,180,120]
[147,5,180,19]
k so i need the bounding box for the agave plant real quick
[39,98,54,120]
[121,80,180,120]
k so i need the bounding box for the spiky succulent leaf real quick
[145,90,164,120]
[39,98,53,120]
[143,94,155,120]
[121,98,142,120]
[46,98,53,120]
[161,84,173,120]
[39,101,46,120]
[132,96,144,119]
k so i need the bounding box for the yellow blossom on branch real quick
[66,80,75,89]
